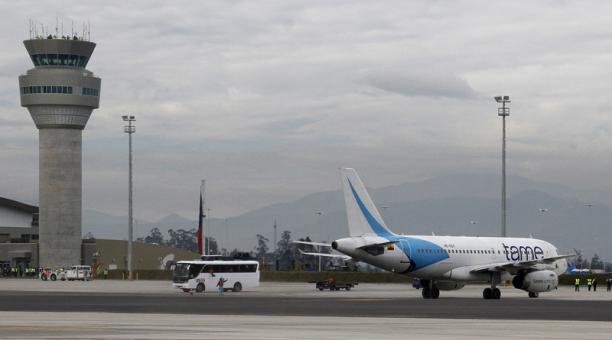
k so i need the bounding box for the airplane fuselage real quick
[333,235,567,282]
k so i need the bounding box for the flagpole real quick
[200,180,205,256]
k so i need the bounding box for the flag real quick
[197,193,203,255]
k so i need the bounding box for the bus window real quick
[188,264,204,278]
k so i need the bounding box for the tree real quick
[167,228,198,252]
[591,253,603,270]
[139,227,165,245]
[255,234,269,260]
[275,230,295,270]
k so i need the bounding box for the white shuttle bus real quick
[172,260,260,293]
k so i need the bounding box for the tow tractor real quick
[313,276,358,291]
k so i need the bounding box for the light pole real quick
[315,211,323,272]
[122,115,136,280]
[495,96,510,237]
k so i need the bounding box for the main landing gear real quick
[528,292,539,298]
[483,287,501,299]
[483,273,501,299]
[421,280,440,299]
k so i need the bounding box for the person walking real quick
[574,277,580,292]
[593,278,598,292]
[216,277,228,296]
[606,277,612,292]
[587,278,593,291]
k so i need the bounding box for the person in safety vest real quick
[575,278,580,292]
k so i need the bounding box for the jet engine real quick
[512,270,558,293]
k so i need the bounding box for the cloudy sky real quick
[2,1,612,220]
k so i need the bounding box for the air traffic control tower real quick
[18,34,101,268]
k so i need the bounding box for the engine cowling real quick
[512,270,558,293]
[435,280,465,291]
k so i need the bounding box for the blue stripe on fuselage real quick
[347,179,394,238]
[397,237,448,272]
[347,178,448,272]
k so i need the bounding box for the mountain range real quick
[83,174,612,261]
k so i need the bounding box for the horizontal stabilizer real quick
[292,240,332,247]
[298,249,352,260]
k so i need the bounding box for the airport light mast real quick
[122,115,135,279]
[495,96,510,237]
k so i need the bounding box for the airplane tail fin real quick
[340,168,395,238]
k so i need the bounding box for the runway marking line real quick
[337,298,393,302]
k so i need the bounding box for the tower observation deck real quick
[18,35,101,268]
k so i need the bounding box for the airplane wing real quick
[470,254,576,273]
[292,240,332,247]
[298,249,352,260]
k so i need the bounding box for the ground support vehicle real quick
[40,265,92,281]
[315,281,358,291]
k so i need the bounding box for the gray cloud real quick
[2,1,612,221]
[361,69,477,99]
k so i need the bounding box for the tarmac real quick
[1,279,611,339]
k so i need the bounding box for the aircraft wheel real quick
[483,288,492,299]
[196,283,205,293]
[432,287,440,299]
[528,292,538,298]
[422,287,431,299]
[492,288,501,299]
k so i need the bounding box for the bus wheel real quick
[233,282,242,292]
[196,283,205,293]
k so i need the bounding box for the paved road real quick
[1,291,610,321]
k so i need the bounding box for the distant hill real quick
[83,174,612,260]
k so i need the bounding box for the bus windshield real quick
[173,263,203,279]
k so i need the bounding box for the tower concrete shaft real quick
[19,37,101,268]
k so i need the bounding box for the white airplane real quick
[299,168,572,299]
